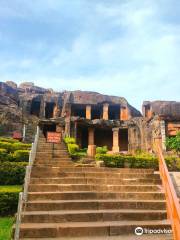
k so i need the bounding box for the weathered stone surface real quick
[143,101,180,119]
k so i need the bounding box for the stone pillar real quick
[112,128,120,153]
[87,128,96,157]
[103,103,109,120]
[86,105,91,120]
[120,106,128,121]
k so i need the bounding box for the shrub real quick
[0,137,19,143]
[95,154,158,169]
[96,146,108,154]
[165,156,180,171]
[64,137,87,160]
[166,132,180,156]
[96,154,125,168]
[68,144,79,154]
[0,186,21,216]
[11,150,29,162]
[64,137,76,144]
[0,162,26,185]
[0,141,31,153]
[71,152,87,160]
[0,149,8,162]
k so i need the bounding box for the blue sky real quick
[0,0,180,110]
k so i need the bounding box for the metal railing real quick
[155,138,180,240]
[14,126,40,240]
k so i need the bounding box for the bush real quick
[0,162,26,185]
[166,132,180,156]
[0,149,9,162]
[11,150,29,162]
[96,154,125,168]
[0,137,19,143]
[165,156,180,171]
[71,152,87,160]
[68,144,79,154]
[0,141,31,153]
[95,153,158,169]
[64,137,76,144]
[0,186,21,216]
[96,146,108,154]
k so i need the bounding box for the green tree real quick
[166,131,180,156]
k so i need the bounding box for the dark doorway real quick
[30,100,40,117]
[77,126,88,148]
[71,104,86,118]
[42,124,56,137]
[91,105,103,120]
[95,128,113,150]
[119,128,128,151]
[45,102,55,119]
[109,105,120,120]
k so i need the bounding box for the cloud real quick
[0,0,179,111]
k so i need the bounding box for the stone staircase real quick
[18,135,173,239]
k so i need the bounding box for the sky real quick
[0,0,180,111]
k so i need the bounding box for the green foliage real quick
[166,132,180,155]
[0,162,26,185]
[165,156,180,171]
[95,154,125,168]
[68,144,79,154]
[64,137,76,144]
[64,137,87,160]
[0,186,21,216]
[0,141,31,153]
[96,153,158,169]
[11,150,29,162]
[96,146,108,154]
[0,149,9,162]
[0,217,14,239]
[0,137,19,143]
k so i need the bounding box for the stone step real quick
[31,171,161,179]
[18,220,171,238]
[35,158,72,162]
[28,191,165,201]
[34,163,75,167]
[22,209,167,223]
[30,177,162,185]
[28,184,161,192]
[36,152,68,156]
[31,166,155,173]
[19,235,173,240]
[36,154,69,158]
[25,199,166,211]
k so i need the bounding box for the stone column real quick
[120,106,128,121]
[87,128,96,157]
[103,103,109,120]
[112,128,120,153]
[86,105,91,119]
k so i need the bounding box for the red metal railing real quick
[155,138,180,240]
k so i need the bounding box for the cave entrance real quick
[109,105,120,120]
[71,104,86,118]
[30,100,41,117]
[76,125,88,149]
[119,128,128,151]
[91,105,103,120]
[42,123,56,138]
[95,128,113,150]
[45,102,55,119]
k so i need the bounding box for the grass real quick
[0,217,14,240]
[0,185,22,193]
